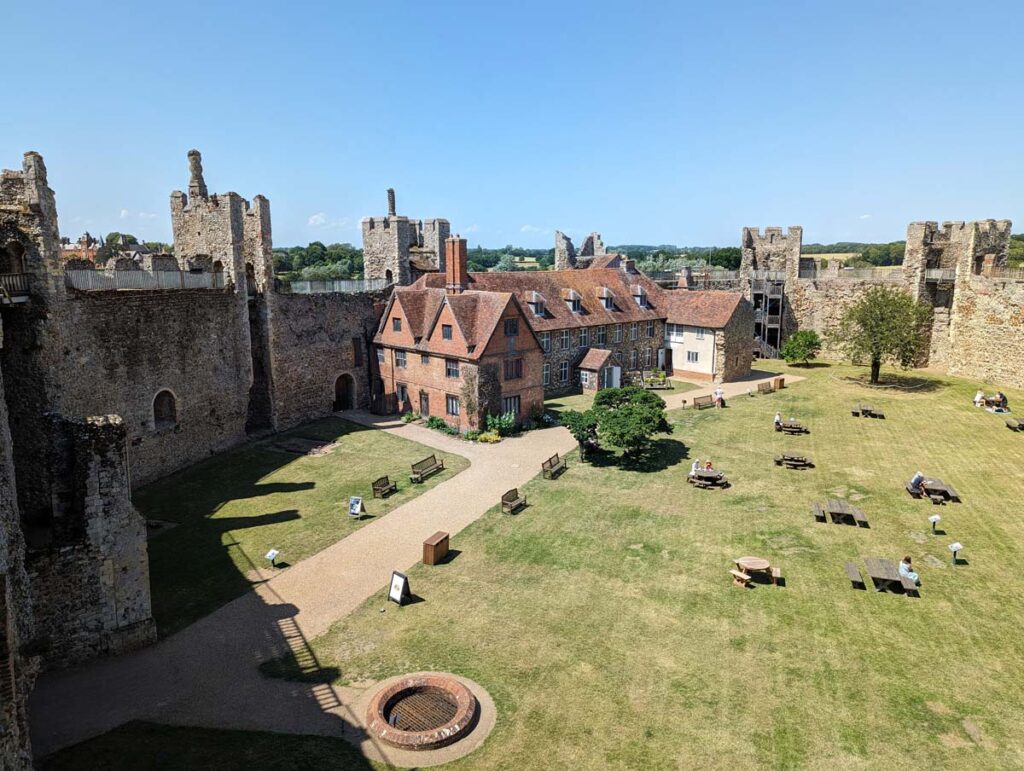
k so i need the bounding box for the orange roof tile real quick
[662,289,745,328]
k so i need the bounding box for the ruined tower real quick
[739,226,803,351]
[554,231,577,270]
[361,189,450,285]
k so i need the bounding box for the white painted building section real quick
[665,323,716,379]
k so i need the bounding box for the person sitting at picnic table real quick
[704,460,714,471]
[899,556,921,586]
[973,389,985,407]
[998,392,1009,410]
[908,471,924,493]
[713,386,725,408]
[689,459,701,480]
[774,412,782,430]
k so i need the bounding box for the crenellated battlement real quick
[361,189,450,284]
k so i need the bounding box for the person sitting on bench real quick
[774,412,782,430]
[704,460,714,471]
[974,389,985,407]
[899,556,921,586]
[689,458,701,480]
[908,471,924,494]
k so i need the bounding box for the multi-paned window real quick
[445,359,459,378]
[644,347,653,367]
[540,332,551,353]
[397,383,408,402]
[559,361,569,383]
[503,358,523,380]
[687,350,699,363]
[395,350,407,368]
[543,362,550,385]
[579,327,590,347]
[630,323,638,341]
[646,320,655,337]
[392,317,402,332]
[580,370,591,387]
[504,318,519,337]
[602,295,614,310]
[630,349,638,369]
[596,326,607,346]
[376,348,385,364]
[614,324,623,343]
[446,394,460,415]
[560,330,571,350]
[568,297,582,313]
[502,395,521,416]
[442,324,453,340]
[696,327,705,340]
[421,353,430,365]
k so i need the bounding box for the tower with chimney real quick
[361,188,450,285]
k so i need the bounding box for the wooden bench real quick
[757,382,774,395]
[692,394,714,410]
[870,408,886,419]
[501,488,527,514]
[901,576,920,596]
[844,561,865,589]
[730,569,751,587]
[905,483,923,499]
[851,508,868,527]
[945,484,961,503]
[811,502,826,523]
[372,475,397,498]
[771,567,782,586]
[410,454,444,483]
[542,453,567,479]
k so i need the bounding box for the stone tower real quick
[361,189,450,285]
[554,231,577,270]
[739,226,803,352]
[740,226,803,280]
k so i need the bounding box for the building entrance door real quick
[420,391,430,417]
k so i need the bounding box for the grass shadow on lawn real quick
[137,415,468,636]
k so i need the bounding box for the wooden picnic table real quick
[864,558,902,592]
[690,468,728,488]
[735,556,771,574]
[777,419,806,434]
[921,478,960,502]
[826,498,868,526]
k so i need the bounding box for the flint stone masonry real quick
[718,300,755,382]
[947,276,1024,387]
[26,415,155,666]
[362,190,450,285]
[0,318,37,769]
[554,231,577,270]
[269,289,389,428]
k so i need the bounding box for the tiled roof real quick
[662,289,744,328]
[578,347,612,371]
[415,268,664,332]
[585,254,622,270]
[376,287,517,360]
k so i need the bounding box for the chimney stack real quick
[445,234,469,294]
[387,188,396,217]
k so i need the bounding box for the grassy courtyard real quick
[545,377,698,415]
[136,417,468,635]
[262,364,1024,768]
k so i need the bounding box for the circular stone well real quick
[366,673,479,751]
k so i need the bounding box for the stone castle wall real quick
[785,276,899,359]
[947,276,1024,388]
[0,319,37,770]
[717,299,755,382]
[26,415,155,666]
[57,290,253,485]
[268,290,388,429]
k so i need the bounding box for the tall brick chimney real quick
[445,234,469,294]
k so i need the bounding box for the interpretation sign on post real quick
[388,571,412,606]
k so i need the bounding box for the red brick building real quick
[373,236,545,430]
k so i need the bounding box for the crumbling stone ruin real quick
[739,221,1023,387]
[361,189,450,285]
[553,231,608,270]
[0,148,389,723]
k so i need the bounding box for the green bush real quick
[478,431,501,443]
[400,411,420,424]
[425,416,447,431]
[464,429,481,441]
[486,411,517,436]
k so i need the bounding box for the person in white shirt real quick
[774,412,782,430]
[973,389,985,407]
[713,386,725,408]
[689,459,701,480]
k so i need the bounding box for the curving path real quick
[30,371,795,761]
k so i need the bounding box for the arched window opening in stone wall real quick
[212,260,224,273]
[1,242,25,274]
[246,262,257,296]
[385,269,393,285]
[153,390,178,430]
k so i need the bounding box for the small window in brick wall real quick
[504,358,523,380]
[352,338,363,367]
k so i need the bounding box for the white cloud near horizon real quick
[859,214,872,220]
[308,212,352,230]
[520,224,546,234]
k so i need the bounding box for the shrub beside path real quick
[29,369,795,759]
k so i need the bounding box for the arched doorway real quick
[153,389,178,430]
[334,373,355,411]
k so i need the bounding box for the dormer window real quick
[633,288,648,309]
[527,290,546,317]
[563,288,583,314]
[598,287,614,310]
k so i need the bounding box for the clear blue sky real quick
[3,0,1022,249]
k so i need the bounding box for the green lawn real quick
[137,417,468,635]
[545,378,698,415]
[264,364,1024,768]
